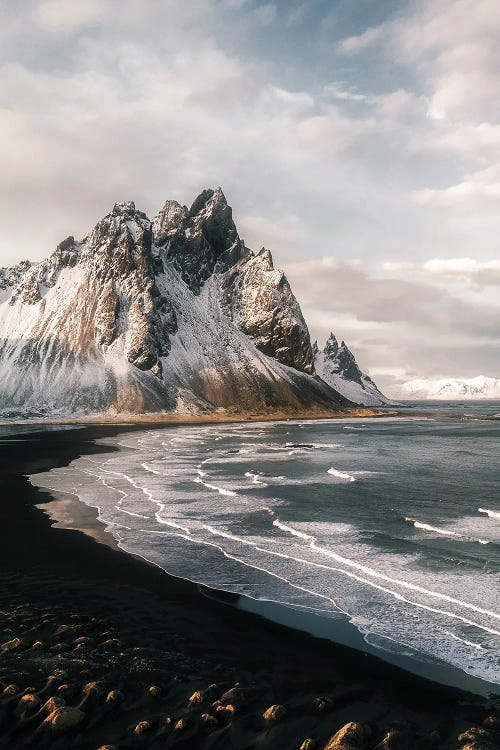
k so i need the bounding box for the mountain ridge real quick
[0,188,387,417]
[401,376,500,400]
[314,333,389,407]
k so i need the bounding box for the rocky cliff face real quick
[0,189,350,417]
[0,260,33,297]
[314,333,389,406]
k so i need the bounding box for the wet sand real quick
[0,425,498,749]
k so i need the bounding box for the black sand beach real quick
[0,424,498,749]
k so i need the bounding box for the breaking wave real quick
[327,468,356,482]
[29,417,500,688]
[479,508,500,520]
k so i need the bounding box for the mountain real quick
[401,376,500,400]
[0,188,360,418]
[314,333,389,406]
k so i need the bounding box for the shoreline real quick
[41,486,498,698]
[0,423,497,749]
[0,406,396,428]
[18,422,500,696]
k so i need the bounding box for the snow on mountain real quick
[401,376,500,400]
[314,333,389,407]
[0,188,355,417]
[0,260,33,302]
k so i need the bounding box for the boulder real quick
[105,690,124,704]
[40,696,66,715]
[262,704,287,721]
[133,720,152,734]
[41,706,85,734]
[458,727,496,750]
[1,637,22,653]
[324,722,366,750]
[16,694,40,713]
[217,704,237,719]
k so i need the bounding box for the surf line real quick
[193,476,237,497]
[75,465,151,520]
[203,522,500,637]
[479,508,500,520]
[267,511,500,625]
[95,465,191,534]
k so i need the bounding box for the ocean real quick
[29,404,500,692]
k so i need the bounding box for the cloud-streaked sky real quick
[1,0,499,395]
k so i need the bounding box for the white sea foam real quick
[141,463,166,476]
[268,514,500,631]
[406,518,461,537]
[312,443,341,449]
[204,514,500,638]
[244,471,268,486]
[478,508,500,520]
[29,421,500,686]
[193,476,237,497]
[328,468,356,482]
[444,631,483,650]
[405,517,491,545]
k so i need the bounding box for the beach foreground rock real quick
[40,705,85,733]
[324,722,366,750]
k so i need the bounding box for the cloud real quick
[337,26,383,55]
[286,257,500,335]
[284,256,500,395]
[337,0,500,121]
[33,0,112,32]
[385,257,500,287]
[250,3,276,26]
[0,0,499,395]
[237,213,303,254]
[322,82,371,103]
[413,163,500,208]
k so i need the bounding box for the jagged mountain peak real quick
[315,332,388,406]
[187,185,226,217]
[0,187,392,416]
[112,200,137,214]
[256,247,273,269]
[98,201,151,228]
[153,186,246,294]
[0,260,34,299]
[324,332,339,357]
[0,187,351,416]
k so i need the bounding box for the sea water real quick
[30,409,500,689]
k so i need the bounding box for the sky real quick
[1,0,499,395]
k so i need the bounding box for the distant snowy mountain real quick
[0,188,373,417]
[401,376,500,400]
[314,333,389,406]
